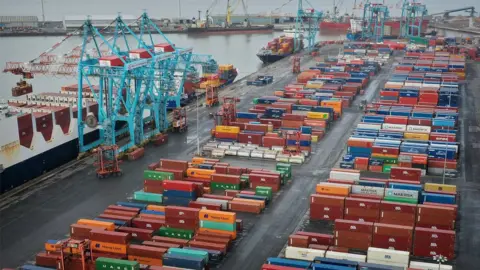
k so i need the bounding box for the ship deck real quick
[1,46,480,269]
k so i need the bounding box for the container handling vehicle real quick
[172,107,188,133]
[94,145,122,179]
[205,85,220,107]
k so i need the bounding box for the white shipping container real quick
[406,125,432,133]
[384,25,392,36]
[197,198,228,210]
[329,170,361,181]
[325,251,366,262]
[382,123,407,132]
[367,259,408,268]
[250,150,264,158]
[99,60,112,67]
[224,149,238,156]
[386,81,405,86]
[237,150,251,157]
[409,261,453,270]
[351,185,385,197]
[367,247,410,265]
[285,246,325,261]
[349,137,375,142]
[357,123,382,130]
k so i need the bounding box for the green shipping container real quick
[133,190,163,203]
[95,257,139,270]
[276,163,292,179]
[255,186,273,200]
[382,164,396,173]
[211,182,241,191]
[384,196,418,204]
[200,220,236,232]
[253,98,259,104]
[373,156,398,165]
[143,170,174,181]
[168,247,209,263]
[409,36,428,45]
[240,174,249,183]
[157,227,194,239]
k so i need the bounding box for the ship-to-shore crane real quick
[399,0,428,38]
[295,0,323,52]
[361,0,390,42]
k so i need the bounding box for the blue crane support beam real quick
[361,1,390,42]
[295,0,323,52]
[400,1,428,38]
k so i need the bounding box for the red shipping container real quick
[288,235,309,248]
[188,240,227,254]
[399,97,418,105]
[283,113,306,121]
[90,230,131,244]
[408,118,432,126]
[228,201,262,214]
[372,146,400,156]
[381,201,418,216]
[385,116,408,125]
[345,197,381,209]
[227,166,245,175]
[328,246,349,253]
[295,232,334,246]
[117,227,153,241]
[225,190,240,197]
[335,219,374,234]
[71,224,103,240]
[311,194,345,206]
[262,137,286,148]
[349,193,383,200]
[165,216,199,230]
[270,103,292,113]
[380,211,416,227]
[152,236,190,246]
[143,241,182,249]
[344,208,379,223]
[245,123,269,133]
[215,131,239,140]
[159,159,189,171]
[211,174,241,184]
[36,252,60,268]
[132,218,165,230]
[417,204,457,219]
[97,214,133,226]
[127,244,166,258]
[154,168,184,180]
[195,231,233,241]
[429,133,456,142]
[390,167,422,182]
[414,227,456,242]
[372,234,413,251]
[335,230,372,250]
[230,122,247,130]
[240,190,256,195]
[163,180,195,192]
[249,173,281,186]
[202,194,234,201]
[413,243,454,259]
[309,244,329,250]
[281,119,303,129]
[259,118,282,128]
[213,165,229,174]
[148,162,160,170]
[261,264,304,270]
[310,204,344,221]
[188,200,222,211]
[138,213,165,220]
[165,206,200,219]
[106,205,140,213]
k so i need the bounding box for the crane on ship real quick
[361,0,390,42]
[399,0,428,38]
[294,0,323,52]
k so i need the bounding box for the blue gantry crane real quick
[77,13,193,154]
[361,1,390,42]
[400,0,428,38]
[295,0,323,52]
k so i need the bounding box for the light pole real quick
[196,92,200,156]
[41,0,46,24]
[178,0,182,18]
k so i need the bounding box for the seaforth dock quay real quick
[1,1,480,270]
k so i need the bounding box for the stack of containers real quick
[165,206,200,233]
[163,180,197,207]
[334,219,373,250]
[198,209,237,240]
[372,223,414,252]
[211,174,241,190]
[214,125,240,141]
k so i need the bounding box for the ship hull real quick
[0,130,99,193]
[187,25,274,35]
[256,53,289,64]
[321,20,430,35]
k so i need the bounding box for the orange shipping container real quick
[77,219,115,231]
[199,209,236,223]
[128,255,163,266]
[316,183,351,196]
[147,205,166,212]
[232,198,265,209]
[198,227,237,240]
[90,241,127,254]
[186,168,215,179]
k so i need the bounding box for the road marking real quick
[469,126,480,132]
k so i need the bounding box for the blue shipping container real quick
[94,218,127,227]
[313,257,359,268]
[163,253,206,270]
[389,183,423,191]
[185,247,223,261]
[20,266,56,270]
[357,262,405,270]
[163,196,193,207]
[163,190,197,199]
[421,192,456,204]
[140,210,165,216]
[116,201,147,210]
[267,257,312,268]
[312,263,356,270]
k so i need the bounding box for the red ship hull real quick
[320,20,430,35]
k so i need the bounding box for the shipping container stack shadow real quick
[24,156,295,270]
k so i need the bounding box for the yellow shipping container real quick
[199,209,236,223]
[219,64,233,70]
[215,125,240,134]
[186,168,215,179]
[311,135,318,143]
[305,83,325,89]
[147,205,166,212]
[321,101,343,115]
[192,157,206,164]
[307,112,329,120]
[371,153,399,159]
[404,132,429,141]
[424,183,457,193]
[91,241,127,254]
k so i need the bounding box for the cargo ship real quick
[256,32,304,64]
[0,66,237,194]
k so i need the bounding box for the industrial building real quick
[63,15,138,31]
[0,16,39,29]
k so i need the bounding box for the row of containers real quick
[210,42,397,160]
[259,168,457,270]
[28,157,294,270]
[339,50,464,176]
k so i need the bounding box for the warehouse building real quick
[63,15,137,31]
[0,16,39,29]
